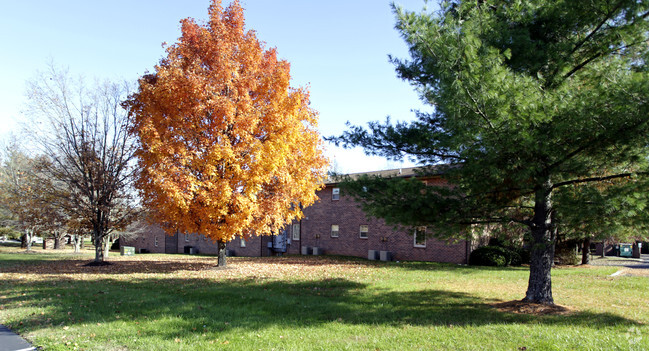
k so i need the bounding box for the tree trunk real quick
[54,236,61,250]
[104,237,112,258]
[581,237,591,265]
[523,180,555,305]
[217,240,227,267]
[21,233,27,249]
[94,233,105,262]
[72,235,81,253]
[23,229,33,251]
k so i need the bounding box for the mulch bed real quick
[493,300,573,316]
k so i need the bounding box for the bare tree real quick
[25,64,138,264]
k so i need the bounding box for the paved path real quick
[0,325,35,351]
[589,254,649,268]
[629,254,649,269]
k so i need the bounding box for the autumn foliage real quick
[127,0,328,245]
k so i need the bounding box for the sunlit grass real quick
[1,244,648,350]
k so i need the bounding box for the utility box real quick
[184,246,197,255]
[121,246,135,256]
[312,247,323,255]
[619,243,633,257]
[380,251,392,261]
[301,246,312,255]
[368,250,379,260]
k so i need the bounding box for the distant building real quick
[124,167,472,263]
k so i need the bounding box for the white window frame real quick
[240,237,246,248]
[184,233,189,242]
[330,224,339,238]
[359,225,369,239]
[414,226,427,248]
[154,236,159,247]
[292,223,300,241]
[332,187,340,201]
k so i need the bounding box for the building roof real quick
[325,165,449,185]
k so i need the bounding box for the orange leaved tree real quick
[126,0,328,266]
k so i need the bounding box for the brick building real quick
[125,167,472,264]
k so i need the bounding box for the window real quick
[332,187,340,200]
[292,223,300,241]
[414,226,426,247]
[359,225,368,239]
[154,236,159,247]
[184,234,189,242]
[240,237,246,247]
[330,224,339,238]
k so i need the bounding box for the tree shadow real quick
[0,258,218,274]
[1,274,641,345]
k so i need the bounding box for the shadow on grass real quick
[0,273,640,344]
[0,258,219,274]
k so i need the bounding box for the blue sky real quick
[0,0,433,173]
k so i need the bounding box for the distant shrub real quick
[0,226,21,240]
[505,248,523,266]
[469,246,509,267]
[515,247,531,265]
[554,244,580,265]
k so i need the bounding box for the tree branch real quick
[553,172,648,189]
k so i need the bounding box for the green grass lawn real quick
[1,244,648,350]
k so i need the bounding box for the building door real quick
[273,229,288,253]
[165,231,178,254]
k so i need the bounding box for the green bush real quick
[554,244,580,265]
[469,246,509,267]
[515,247,531,265]
[505,248,523,266]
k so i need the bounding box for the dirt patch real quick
[83,261,114,267]
[493,300,573,316]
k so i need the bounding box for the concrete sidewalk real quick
[589,254,649,269]
[0,325,35,351]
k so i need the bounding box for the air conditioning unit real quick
[368,250,379,260]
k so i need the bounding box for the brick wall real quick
[297,184,469,264]
[176,232,271,257]
[127,175,469,264]
[122,224,167,253]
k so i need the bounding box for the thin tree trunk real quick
[217,240,227,267]
[104,237,112,258]
[54,235,61,250]
[94,232,105,262]
[73,235,81,253]
[523,179,555,305]
[24,229,33,251]
[581,237,591,265]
